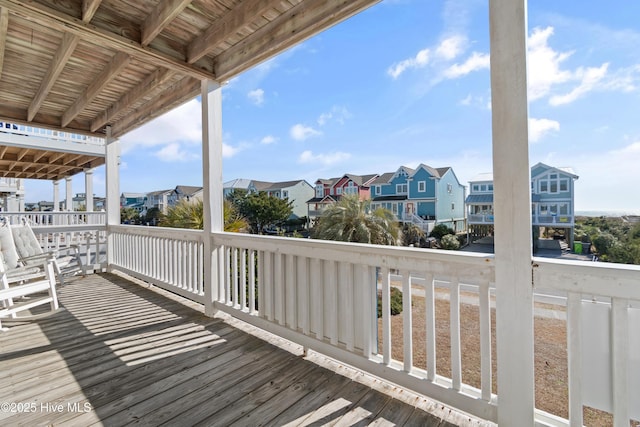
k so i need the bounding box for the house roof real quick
[0,0,379,180]
[121,192,145,198]
[370,172,395,185]
[146,189,173,196]
[342,173,378,187]
[175,185,202,196]
[466,194,494,204]
[224,179,252,190]
[252,180,307,191]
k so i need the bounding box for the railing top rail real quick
[213,231,495,281]
[31,224,106,233]
[110,224,204,242]
[533,257,640,300]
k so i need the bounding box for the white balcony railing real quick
[81,225,640,425]
[0,122,105,146]
[1,211,106,226]
[468,214,574,226]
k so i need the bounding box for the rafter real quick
[141,0,191,46]
[0,0,215,80]
[91,67,174,132]
[111,76,199,137]
[82,0,102,22]
[0,8,8,77]
[187,0,275,64]
[215,0,380,80]
[27,32,79,121]
[16,147,28,161]
[62,51,131,127]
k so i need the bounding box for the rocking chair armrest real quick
[18,252,57,265]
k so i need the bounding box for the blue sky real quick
[25,0,640,212]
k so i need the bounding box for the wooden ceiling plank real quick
[111,76,199,137]
[91,67,174,132]
[27,32,79,122]
[82,0,102,22]
[215,0,380,80]
[1,0,216,80]
[0,146,8,157]
[16,147,29,161]
[187,0,276,64]
[62,51,131,127]
[0,7,8,77]
[142,0,192,47]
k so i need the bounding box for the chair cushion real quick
[0,225,20,270]
[11,225,43,261]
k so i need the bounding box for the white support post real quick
[202,80,223,317]
[105,126,120,271]
[53,180,60,212]
[85,169,94,212]
[489,0,535,425]
[65,177,73,211]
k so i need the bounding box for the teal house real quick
[370,164,466,233]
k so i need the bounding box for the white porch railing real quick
[31,224,107,273]
[1,211,106,226]
[0,122,104,146]
[92,226,640,425]
[211,232,498,421]
[109,225,205,303]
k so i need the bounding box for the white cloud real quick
[443,52,490,79]
[261,135,277,145]
[317,106,352,126]
[527,27,574,101]
[529,118,560,142]
[223,143,242,158]
[247,88,265,106]
[155,143,199,162]
[435,35,466,60]
[549,63,609,106]
[387,48,431,79]
[290,124,322,141]
[298,150,351,166]
[120,99,202,153]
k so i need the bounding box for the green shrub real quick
[440,233,460,250]
[377,287,403,318]
[429,224,455,240]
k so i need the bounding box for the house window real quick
[418,181,426,192]
[539,181,548,192]
[336,187,342,195]
[472,184,479,192]
[480,184,487,192]
[447,183,453,193]
[396,184,408,194]
[282,190,288,198]
[488,184,493,191]
[451,203,455,210]
[560,180,568,191]
[392,203,398,214]
[315,186,323,198]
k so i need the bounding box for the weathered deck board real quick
[0,273,454,426]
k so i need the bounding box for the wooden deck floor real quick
[0,273,461,426]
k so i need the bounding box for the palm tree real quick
[159,199,248,232]
[312,195,401,245]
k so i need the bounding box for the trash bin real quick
[574,242,583,254]
[582,242,591,255]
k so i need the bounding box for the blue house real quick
[466,162,579,246]
[370,164,466,232]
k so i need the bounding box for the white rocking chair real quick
[0,223,59,330]
[10,219,83,285]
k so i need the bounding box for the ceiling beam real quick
[82,0,102,22]
[215,0,380,80]
[27,32,79,121]
[62,51,131,127]
[111,76,199,137]
[0,0,216,80]
[141,0,191,47]
[0,7,8,77]
[91,67,174,132]
[187,0,275,64]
